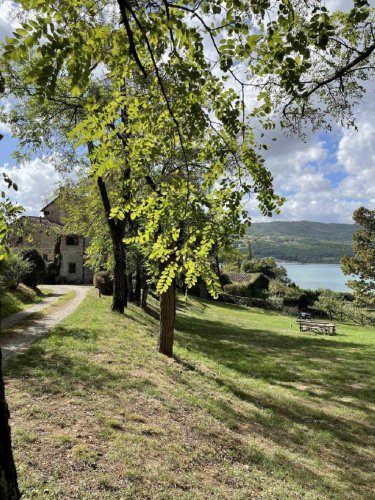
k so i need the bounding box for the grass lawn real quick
[0,284,49,319]
[4,291,375,499]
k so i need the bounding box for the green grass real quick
[0,284,49,319]
[5,291,375,499]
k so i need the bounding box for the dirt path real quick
[0,285,91,362]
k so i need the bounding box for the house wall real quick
[10,201,93,285]
[59,234,93,284]
[43,201,63,224]
[10,218,57,262]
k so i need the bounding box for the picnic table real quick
[296,319,336,335]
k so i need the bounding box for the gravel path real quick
[0,285,91,362]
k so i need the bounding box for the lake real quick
[278,262,350,292]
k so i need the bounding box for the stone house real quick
[11,199,92,284]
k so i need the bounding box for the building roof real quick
[227,272,253,284]
[40,197,59,211]
[227,272,269,285]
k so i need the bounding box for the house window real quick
[44,210,49,216]
[68,263,76,274]
[66,235,79,246]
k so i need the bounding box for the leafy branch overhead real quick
[1,0,374,295]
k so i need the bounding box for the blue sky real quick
[1,0,374,223]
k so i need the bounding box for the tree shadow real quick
[176,315,375,401]
[4,325,155,395]
[174,313,375,492]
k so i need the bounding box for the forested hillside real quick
[236,221,355,263]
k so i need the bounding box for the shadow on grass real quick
[174,314,375,468]
[176,315,374,396]
[4,325,155,395]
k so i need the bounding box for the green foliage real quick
[224,273,269,298]
[224,283,252,298]
[314,289,345,319]
[344,304,375,326]
[2,0,372,301]
[242,257,288,281]
[94,271,113,296]
[342,207,375,306]
[0,174,23,261]
[0,251,31,291]
[20,248,46,287]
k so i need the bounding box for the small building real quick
[10,199,92,284]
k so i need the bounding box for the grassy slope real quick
[5,291,375,499]
[0,285,48,320]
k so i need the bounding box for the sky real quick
[0,0,374,223]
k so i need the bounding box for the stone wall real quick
[10,217,57,262]
[10,200,93,285]
[42,199,64,224]
[59,234,93,284]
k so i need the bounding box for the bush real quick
[94,271,113,295]
[268,295,283,311]
[55,275,67,284]
[0,252,31,290]
[43,261,60,284]
[219,273,231,287]
[20,249,46,287]
[344,305,375,326]
[224,283,251,297]
[220,293,270,309]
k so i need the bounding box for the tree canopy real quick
[342,207,375,306]
[1,0,375,354]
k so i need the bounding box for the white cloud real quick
[0,1,20,39]
[248,85,375,224]
[1,157,62,214]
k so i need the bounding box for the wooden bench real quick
[296,320,336,335]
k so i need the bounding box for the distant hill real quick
[235,221,355,263]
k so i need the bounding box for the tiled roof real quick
[40,197,59,211]
[227,272,267,285]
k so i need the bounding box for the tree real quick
[342,207,375,306]
[314,289,345,320]
[20,248,46,288]
[0,251,31,290]
[0,192,22,499]
[0,74,21,496]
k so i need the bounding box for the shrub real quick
[0,252,31,290]
[344,305,375,326]
[224,283,250,297]
[43,261,60,284]
[20,249,46,287]
[55,274,67,285]
[268,295,283,311]
[94,271,113,295]
[219,273,231,287]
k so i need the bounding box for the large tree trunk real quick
[141,275,148,310]
[97,176,127,314]
[111,230,127,313]
[134,259,142,306]
[0,350,21,500]
[158,280,176,357]
[127,272,135,303]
